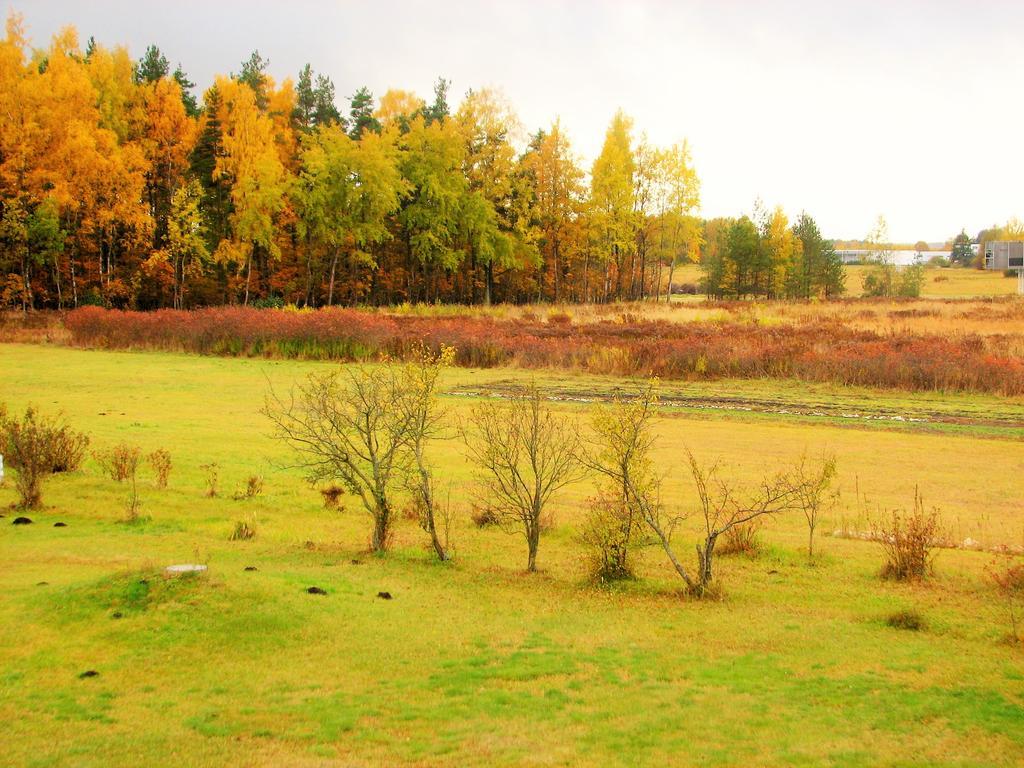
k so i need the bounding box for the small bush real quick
[873,491,942,581]
[0,405,89,509]
[94,443,141,483]
[470,503,502,528]
[49,427,90,473]
[717,521,763,557]
[579,493,640,583]
[886,609,926,631]
[200,462,219,498]
[148,448,171,488]
[320,484,344,509]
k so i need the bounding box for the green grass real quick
[1,343,1023,767]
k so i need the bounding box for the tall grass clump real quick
[873,491,943,581]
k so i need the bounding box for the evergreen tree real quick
[173,65,199,117]
[294,64,316,131]
[951,229,973,266]
[237,50,270,110]
[348,86,381,139]
[421,78,450,125]
[136,44,169,83]
[190,85,231,248]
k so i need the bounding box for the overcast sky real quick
[12,0,1024,242]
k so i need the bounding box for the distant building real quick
[984,241,1024,294]
[984,241,1024,270]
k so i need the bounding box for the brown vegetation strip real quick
[6,305,1024,396]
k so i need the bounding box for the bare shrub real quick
[717,520,762,557]
[148,448,172,488]
[872,490,942,581]
[987,556,1024,644]
[93,443,143,523]
[0,405,89,508]
[886,609,926,631]
[320,484,344,510]
[463,383,583,572]
[684,452,805,595]
[94,443,141,483]
[200,462,219,498]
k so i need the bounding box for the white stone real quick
[165,564,208,575]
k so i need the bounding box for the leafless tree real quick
[397,346,456,561]
[264,364,414,552]
[580,383,834,597]
[685,450,803,594]
[787,450,838,561]
[463,384,584,572]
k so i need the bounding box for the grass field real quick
[662,263,1021,299]
[2,344,1024,767]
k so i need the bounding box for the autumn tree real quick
[455,88,537,304]
[393,112,469,303]
[590,110,636,301]
[521,120,585,302]
[164,179,209,308]
[652,142,702,300]
[294,124,405,305]
[213,76,291,304]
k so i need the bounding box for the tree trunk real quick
[243,252,253,306]
[372,502,391,552]
[695,533,718,594]
[327,251,339,306]
[527,528,539,572]
[53,252,63,309]
[582,251,590,303]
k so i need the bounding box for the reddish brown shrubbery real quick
[63,305,1024,395]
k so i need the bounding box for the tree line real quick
[0,15,843,310]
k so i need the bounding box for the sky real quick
[11,0,1024,243]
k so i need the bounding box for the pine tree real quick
[348,86,380,139]
[135,44,169,83]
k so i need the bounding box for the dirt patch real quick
[448,381,1024,433]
